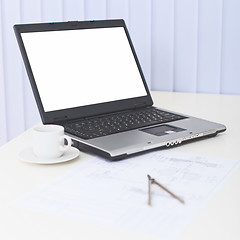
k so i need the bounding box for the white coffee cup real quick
[33,125,72,159]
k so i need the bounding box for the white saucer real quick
[19,147,80,164]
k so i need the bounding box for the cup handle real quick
[59,135,72,152]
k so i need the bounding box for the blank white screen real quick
[21,27,147,112]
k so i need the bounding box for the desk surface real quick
[0,91,240,240]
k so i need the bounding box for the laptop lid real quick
[14,19,153,124]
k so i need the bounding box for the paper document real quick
[13,150,240,238]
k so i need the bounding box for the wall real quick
[0,0,239,146]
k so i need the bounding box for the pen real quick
[147,174,185,205]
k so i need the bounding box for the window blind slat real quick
[151,0,174,92]
[1,0,25,140]
[41,0,63,22]
[197,0,223,94]
[106,0,129,25]
[173,0,198,92]
[20,0,42,129]
[128,0,151,87]
[84,0,107,20]
[221,0,240,94]
[0,3,8,145]
[63,0,85,21]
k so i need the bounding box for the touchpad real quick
[140,124,185,136]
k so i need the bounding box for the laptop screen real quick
[21,26,147,112]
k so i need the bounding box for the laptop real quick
[14,19,226,160]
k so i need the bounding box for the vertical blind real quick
[0,0,239,146]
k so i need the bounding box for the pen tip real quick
[147,174,151,180]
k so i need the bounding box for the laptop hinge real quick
[52,115,68,122]
[132,101,150,110]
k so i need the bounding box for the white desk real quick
[0,91,240,240]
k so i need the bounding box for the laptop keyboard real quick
[64,108,186,140]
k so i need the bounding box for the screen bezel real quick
[14,19,153,124]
